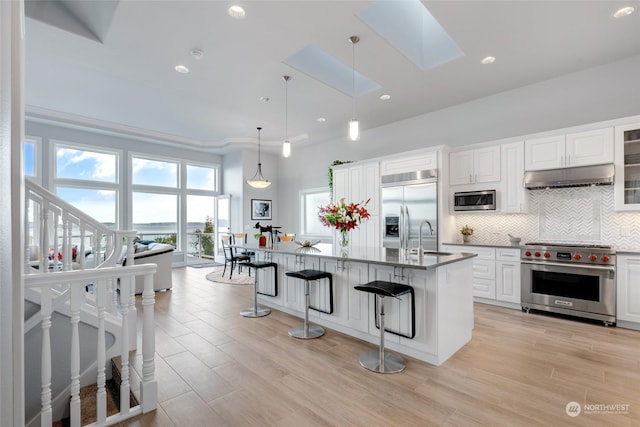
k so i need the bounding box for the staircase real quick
[23,178,158,426]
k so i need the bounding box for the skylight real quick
[283,44,381,97]
[356,0,464,71]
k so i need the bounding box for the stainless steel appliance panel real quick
[453,190,496,211]
[382,182,437,252]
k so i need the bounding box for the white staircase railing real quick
[23,178,158,426]
[24,266,158,427]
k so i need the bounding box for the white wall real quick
[276,53,640,234]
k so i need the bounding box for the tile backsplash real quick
[454,186,640,249]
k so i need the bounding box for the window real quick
[301,188,330,236]
[56,145,117,183]
[56,187,117,226]
[132,156,177,187]
[24,137,41,181]
[53,141,120,228]
[132,192,177,243]
[187,164,217,191]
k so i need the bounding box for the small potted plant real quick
[460,225,474,243]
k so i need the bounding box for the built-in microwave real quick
[453,190,496,211]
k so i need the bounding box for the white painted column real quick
[0,1,25,426]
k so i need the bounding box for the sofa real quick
[124,242,174,294]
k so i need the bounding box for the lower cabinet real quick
[496,253,521,304]
[313,258,369,333]
[367,264,433,350]
[617,255,640,325]
[443,244,521,307]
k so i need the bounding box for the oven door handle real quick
[522,260,615,275]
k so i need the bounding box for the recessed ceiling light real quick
[259,97,270,102]
[481,56,496,65]
[317,117,326,123]
[174,65,189,74]
[228,5,246,19]
[613,6,635,19]
[191,49,204,60]
[380,94,391,100]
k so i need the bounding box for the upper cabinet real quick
[525,127,614,171]
[614,123,640,211]
[449,145,500,186]
[500,141,527,213]
[332,161,380,248]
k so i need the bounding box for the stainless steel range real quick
[521,242,616,325]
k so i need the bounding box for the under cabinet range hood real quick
[524,164,614,189]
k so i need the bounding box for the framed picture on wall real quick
[251,199,272,220]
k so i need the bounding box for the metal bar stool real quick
[354,280,415,373]
[285,269,333,339]
[240,261,278,318]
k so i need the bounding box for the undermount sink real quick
[409,249,453,256]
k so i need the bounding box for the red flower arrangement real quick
[318,198,370,247]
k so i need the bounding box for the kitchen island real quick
[234,242,476,366]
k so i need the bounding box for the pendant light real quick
[348,35,360,142]
[282,75,291,158]
[246,127,271,189]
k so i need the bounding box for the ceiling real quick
[24,1,640,153]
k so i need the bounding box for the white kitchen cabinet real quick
[495,248,521,304]
[614,123,640,211]
[254,251,284,306]
[500,141,527,213]
[442,245,521,308]
[281,253,309,312]
[366,264,416,344]
[332,161,380,248]
[380,151,438,176]
[449,146,501,185]
[616,255,640,325]
[525,127,613,171]
[443,245,496,299]
[315,258,369,333]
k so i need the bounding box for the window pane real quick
[56,187,116,227]
[187,164,216,190]
[303,191,330,235]
[24,142,35,176]
[132,192,177,243]
[132,157,177,187]
[56,146,117,183]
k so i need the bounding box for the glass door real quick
[215,195,231,257]
[615,124,640,210]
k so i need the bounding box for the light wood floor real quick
[118,266,640,426]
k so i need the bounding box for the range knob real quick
[534,251,541,257]
[601,255,610,263]
[525,251,532,257]
[544,252,551,258]
[573,253,582,260]
[589,254,598,262]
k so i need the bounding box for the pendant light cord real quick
[257,126,262,165]
[352,39,356,120]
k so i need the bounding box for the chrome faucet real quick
[418,220,434,255]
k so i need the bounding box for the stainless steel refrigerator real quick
[381,170,438,253]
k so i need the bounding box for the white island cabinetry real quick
[243,243,475,366]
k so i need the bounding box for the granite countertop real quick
[234,242,476,270]
[443,241,523,249]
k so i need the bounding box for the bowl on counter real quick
[509,236,522,246]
